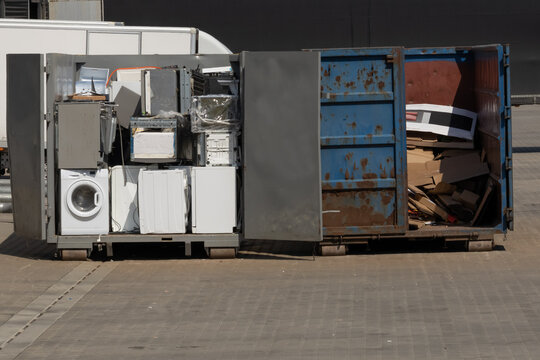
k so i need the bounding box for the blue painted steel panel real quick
[316,47,407,237]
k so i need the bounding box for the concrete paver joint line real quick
[0,264,99,350]
[0,263,116,360]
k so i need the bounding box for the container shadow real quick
[238,240,316,261]
[0,233,57,260]
[346,238,506,255]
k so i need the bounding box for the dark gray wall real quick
[104,0,540,95]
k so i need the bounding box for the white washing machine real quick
[60,169,109,235]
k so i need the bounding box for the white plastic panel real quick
[198,30,232,54]
[111,166,145,233]
[87,32,140,55]
[132,132,176,160]
[138,169,187,234]
[141,32,192,55]
[191,167,236,234]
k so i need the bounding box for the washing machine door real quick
[66,180,104,218]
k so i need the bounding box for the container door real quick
[6,54,46,240]
[242,52,322,241]
[316,48,407,237]
[472,45,513,231]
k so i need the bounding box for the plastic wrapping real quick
[190,95,240,133]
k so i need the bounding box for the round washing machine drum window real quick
[66,180,103,218]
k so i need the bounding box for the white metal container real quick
[138,169,187,234]
[191,167,236,234]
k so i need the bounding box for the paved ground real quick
[0,105,539,359]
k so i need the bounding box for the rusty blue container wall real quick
[317,48,407,237]
[404,45,513,233]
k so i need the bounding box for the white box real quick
[197,132,238,167]
[111,165,145,233]
[191,167,236,233]
[138,169,187,234]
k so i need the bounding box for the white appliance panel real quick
[191,167,236,234]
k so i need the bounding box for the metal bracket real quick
[504,105,511,120]
[503,52,510,68]
[504,207,514,223]
[506,156,513,171]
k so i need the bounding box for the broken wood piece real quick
[409,219,426,230]
[470,180,494,225]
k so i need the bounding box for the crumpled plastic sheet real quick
[190,95,240,133]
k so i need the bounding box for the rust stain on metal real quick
[375,125,383,134]
[379,164,387,179]
[345,152,353,161]
[381,191,393,206]
[390,167,395,178]
[364,77,374,89]
[378,81,385,91]
[346,122,357,129]
[322,191,396,228]
[353,161,359,171]
[363,173,377,179]
[345,169,350,180]
[324,172,330,181]
[335,75,341,84]
[361,158,368,171]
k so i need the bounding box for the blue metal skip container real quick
[313,45,513,243]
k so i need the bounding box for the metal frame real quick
[56,233,240,256]
[43,53,243,251]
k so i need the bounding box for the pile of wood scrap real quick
[406,118,494,229]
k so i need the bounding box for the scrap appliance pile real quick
[405,104,495,230]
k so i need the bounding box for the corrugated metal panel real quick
[315,47,407,237]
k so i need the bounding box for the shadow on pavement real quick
[0,233,57,260]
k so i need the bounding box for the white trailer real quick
[0,19,231,172]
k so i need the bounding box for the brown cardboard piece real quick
[452,189,480,211]
[407,163,434,186]
[406,131,474,149]
[407,148,434,163]
[429,152,489,184]
[429,182,457,195]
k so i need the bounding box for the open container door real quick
[314,47,407,237]
[241,52,322,241]
[6,54,46,240]
[472,44,513,231]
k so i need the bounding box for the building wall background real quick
[104,0,540,96]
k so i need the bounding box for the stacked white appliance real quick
[60,169,109,235]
